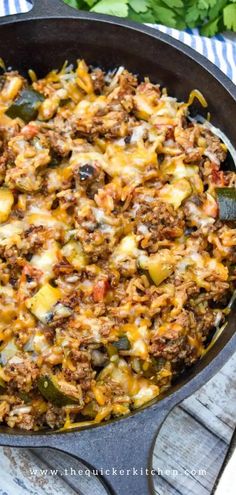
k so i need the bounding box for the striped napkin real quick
[1,0,236,84]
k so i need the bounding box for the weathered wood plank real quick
[30,448,107,495]
[0,447,77,495]
[153,406,229,495]
[153,354,236,495]
[182,353,236,443]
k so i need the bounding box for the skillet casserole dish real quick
[0,2,235,494]
[0,60,235,432]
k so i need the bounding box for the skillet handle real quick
[29,0,80,17]
[44,403,172,495]
[1,0,81,21]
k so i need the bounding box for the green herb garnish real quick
[64,0,236,37]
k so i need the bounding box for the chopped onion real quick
[106,66,124,90]
[204,150,220,166]
[8,355,24,365]
[130,124,147,144]
[10,406,32,416]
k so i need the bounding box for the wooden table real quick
[0,352,235,495]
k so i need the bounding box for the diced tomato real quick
[211,166,225,186]
[93,279,109,302]
[21,123,38,139]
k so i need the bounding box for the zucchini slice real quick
[159,179,192,210]
[38,375,83,406]
[6,88,44,123]
[61,241,87,270]
[26,283,61,323]
[112,336,131,351]
[216,187,236,221]
[139,252,174,286]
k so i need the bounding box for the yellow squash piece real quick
[0,188,14,223]
[159,178,192,209]
[61,240,87,270]
[148,252,174,286]
[26,283,61,323]
[139,251,174,286]
[112,234,138,261]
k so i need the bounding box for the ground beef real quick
[132,195,184,252]
[46,129,72,158]
[91,67,105,94]
[45,404,65,429]
[63,350,94,391]
[202,128,227,163]
[4,356,40,392]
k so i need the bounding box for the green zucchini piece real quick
[106,343,118,358]
[113,336,131,351]
[216,187,236,221]
[19,391,31,403]
[81,401,97,419]
[6,88,44,123]
[142,357,166,378]
[38,375,83,407]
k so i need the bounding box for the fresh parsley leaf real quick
[129,0,149,14]
[63,0,236,36]
[128,6,156,22]
[86,0,97,6]
[175,16,187,29]
[223,3,236,30]
[200,16,221,35]
[198,0,214,9]
[64,0,80,8]
[91,0,129,17]
[161,0,184,7]
[185,8,201,25]
[208,0,228,20]
[151,1,177,27]
[64,0,91,9]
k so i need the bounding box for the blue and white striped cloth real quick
[1,0,236,83]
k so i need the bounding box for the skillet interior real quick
[0,15,235,435]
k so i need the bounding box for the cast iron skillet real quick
[0,1,235,494]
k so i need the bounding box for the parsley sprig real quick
[64,0,236,36]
